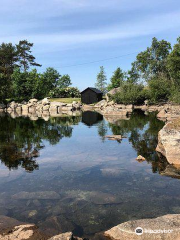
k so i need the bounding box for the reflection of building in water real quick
[82,111,103,126]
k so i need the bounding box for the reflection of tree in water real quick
[107,111,166,174]
[0,115,81,172]
[97,119,108,142]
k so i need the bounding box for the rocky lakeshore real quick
[1,214,180,240]
[1,96,180,122]
[0,98,82,117]
[83,98,180,121]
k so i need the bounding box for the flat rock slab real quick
[104,214,180,240]
[12,191,60,200]
[0,224,47,240]
[105,135,122,141]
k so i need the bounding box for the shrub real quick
[112,83,146,105]
[148,77,171,104]
[48,87,80,98]
[169,87,180,104]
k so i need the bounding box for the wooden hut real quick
[81,87,103,104]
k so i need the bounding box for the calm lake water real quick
[0,110,180,238]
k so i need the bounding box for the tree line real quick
[95,36,180,104]
[0,40,80,102]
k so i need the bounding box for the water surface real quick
[0,111,180,238]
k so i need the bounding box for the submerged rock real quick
[12,191,60,200]
[104,214,180,240]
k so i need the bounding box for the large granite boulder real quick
[43,105,50,111]
[104,214,180,240]
[42,98,50,106]
[156,118,180,165]
[0,215,47,240]
[48,232,73,240]
[108,87,121,96]
[28,99,38,105]
[105,87,121,101]
[8,101,18,110]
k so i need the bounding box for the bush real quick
[112,83,146,105]
[48,87,80,98]
[169,87,180,104]
[148,77,171,104]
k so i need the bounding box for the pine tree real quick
[108,67,125,90]
[16,40,41,71]
[95,66,107,93]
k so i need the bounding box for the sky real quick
[1,0,180,90]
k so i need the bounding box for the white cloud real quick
[1,10,180,48]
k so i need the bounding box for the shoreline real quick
[1,214,180,240]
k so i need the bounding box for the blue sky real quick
[1,0,180,90]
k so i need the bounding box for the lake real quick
[0,110,180,238]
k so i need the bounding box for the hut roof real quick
[81,87,103,94]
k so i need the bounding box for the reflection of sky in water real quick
[0,112,180,238]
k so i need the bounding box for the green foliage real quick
[133,37,171,81]
[169,87,180,104]
[127,62,140,83]
[111,37,180,105]
[48,87,80,98]
[107,67,126,90]
[0,74,9,102]
[40,68,61,97]
[0,43,18,76]
[167,37,180,85]
[57,74,72,88]
[95,66,107,93]
[148,77,171,103]
[0,40,41,101]
[12,69,40,100]
[16,40,41,71]
[112,83,146,105]
[12,67,71,100]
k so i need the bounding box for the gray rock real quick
[28,98,38,104]
[105,214,180,240]
[0,223,46,240]
[43,105,50,111]
[42,98,50,105]
[108,87,121,96]
[156,118,180,164]
[48,232,73,240]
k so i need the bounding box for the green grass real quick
[49,98,81,103]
